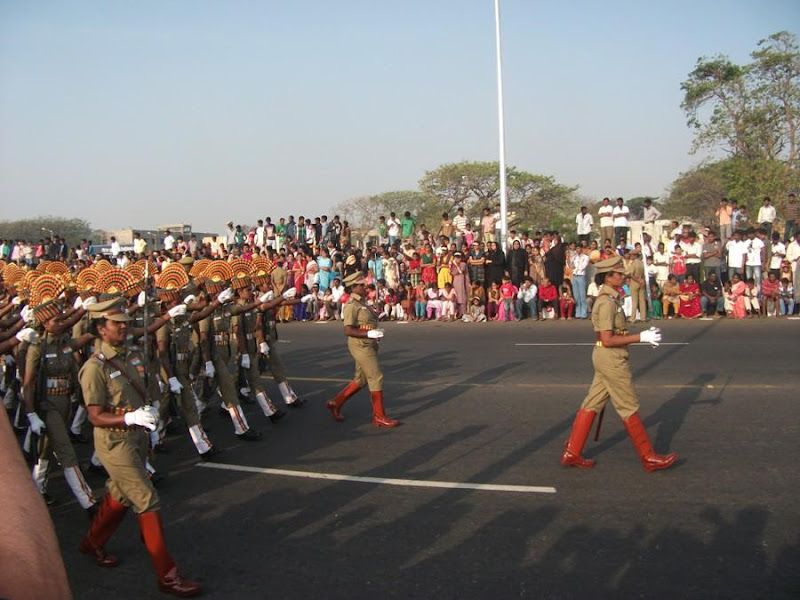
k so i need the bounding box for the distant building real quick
[98,224,218,252]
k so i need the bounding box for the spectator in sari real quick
[420,244,437,285]
[317,248,333,291]
[450,252,470,317]
[678,274,702,318]
[528,253,545,285]
[727,273,748,319]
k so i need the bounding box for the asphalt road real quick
[45,317,799,599]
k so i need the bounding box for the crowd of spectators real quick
[3,193,799,321]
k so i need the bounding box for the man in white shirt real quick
[254,219,265,250]
[612,198,630,246]
[133,232,147,256]
[597,198,614,247]
[725,231,746,278]
[516,278,538,320]
[680,232,703,282]
[481,207,496,243]
[757,197,777,238]
[744,229,766,286]
[225,221,236,249]
[452,207,468,251]
[768,231,785,276]
[571,246,590,318]
[109,236,121,258]
[325,278,345,320]
[575,206,593,244]
[163,229,175,251]
[387,212,401,246]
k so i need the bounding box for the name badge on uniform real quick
[109,370,121,379]
[46,353,57,359]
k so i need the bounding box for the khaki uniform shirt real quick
[592,285,629,353]
[234,300,259,354]
[342,293,379,350]
[26,331,76,410]
[79,341,148,412]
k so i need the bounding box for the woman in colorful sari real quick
[678,274,702,319]
[420,244,437,285]
[727,272,748,319]
[317,248,333,292]
[437,252,452,290]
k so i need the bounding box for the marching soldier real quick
[326,271,399,427]
[197,261,261,440]
[78,297,202,597]
[251,259,304,407]
[560,256,677,472]
[23,274,98,510]
[155,264,220,460]
[229,259,289,422]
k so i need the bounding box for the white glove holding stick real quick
[27,412,46,436]
[124,407,159,431]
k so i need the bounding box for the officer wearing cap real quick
[78,298,201,597]
[326,271,398,427]
[560,256,677,472]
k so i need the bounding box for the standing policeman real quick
[560,256,677,472]
[326,272,399,427]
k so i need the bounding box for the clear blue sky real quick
[1,1,797,233]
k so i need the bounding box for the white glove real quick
[205,360,215,378]
[16,328,38,344]
[82,296,97,310]
[367,329,385,339]
[12,296,21,306]
[27,412,46,435]
[124,407,159,431]
[639,327,662,347]
[167,304,187,319]
[168,376,183,394]
[73,296,82,310]
[20,305,35,325]
[137,291,147,307]
[183,294,196,306]
[217,288,234,304]
[240,353,251,369]
[259,291,275,303]
[259,341,270,356]
[282,288,297,300]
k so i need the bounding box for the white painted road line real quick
[197,462,557,495]
[515,342,690,346]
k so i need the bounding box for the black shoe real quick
[42,492,58,506]
[287,397,305,408]
[237,428,262,441]
[153,443,171,454]
[150,471,166,487]
[218,404,230,416]
[200,446,222,461]
[69,431,90,444]
[87,462,108,477]
[269,408,287,423]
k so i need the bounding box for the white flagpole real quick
[494,0,509,251]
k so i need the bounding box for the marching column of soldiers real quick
[0,251,676,598]
[0,254,336,598]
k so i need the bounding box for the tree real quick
[330,190,427,234]
[662,162,726,224]
[679,31,800,207]
[0,216,93,246]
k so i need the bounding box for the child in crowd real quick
[779,278,795,316]
[649,281,663,319]
[499,276,518,321]
[538,277,559,319]
[462,296,487,322]
[670,246,687,284]
[441,282,458,320]
[586,279,599,315]
[559,280,576,320]
[399,283,413,321]
[744,278,760,317]
[486,281,501,320]
[662,274,680,318]
[413,281,427,320]
[426,283,442,320]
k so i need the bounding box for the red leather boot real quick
[622,412,677,472]
[78,494,128,567]
[326,380,361,422]
[138,511,202,597]
[560,409,597,468]
[371,391,399,427]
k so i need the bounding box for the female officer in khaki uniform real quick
[326,272,399,427]
[561,256,677,472]
[78,298,202,597]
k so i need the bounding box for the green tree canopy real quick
[0,216,93,246]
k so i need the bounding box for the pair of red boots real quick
[79,494,202,597]
[561,409,677,472]
[326,381,399,427]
